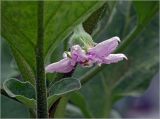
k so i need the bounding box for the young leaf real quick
[3,78,36,109]
[47,78,81,110]
[49,78,81,96]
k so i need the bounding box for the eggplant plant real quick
[1,1,159,118]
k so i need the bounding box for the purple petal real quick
[102,54,127,64]
[88,36,120,58]
[71,45,87,63]
[45,58,74,73]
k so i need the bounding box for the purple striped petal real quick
[88,36,120,58]
[102,54,127,64]
[45,58,74,73]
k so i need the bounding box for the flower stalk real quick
[36,1,48,118]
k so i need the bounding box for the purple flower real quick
[100,54,127,64]
[45,58,74,73]
[71,45,88,63]
[88,36,120,58]
[87,36,127,65]
[45,45,88,73]
[45,36,127,73]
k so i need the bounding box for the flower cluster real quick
[45,36,127,73]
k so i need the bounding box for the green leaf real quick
[3,78,36,109]
[1,1,105,84]
[49,78,81,96]
[47,78,81,109]
[70,92,93,118]
[133,1,158,26]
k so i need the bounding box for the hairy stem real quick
[36,1,48,118]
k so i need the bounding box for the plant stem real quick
[36,1,48,118]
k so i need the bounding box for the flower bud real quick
[69,24,95,50]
